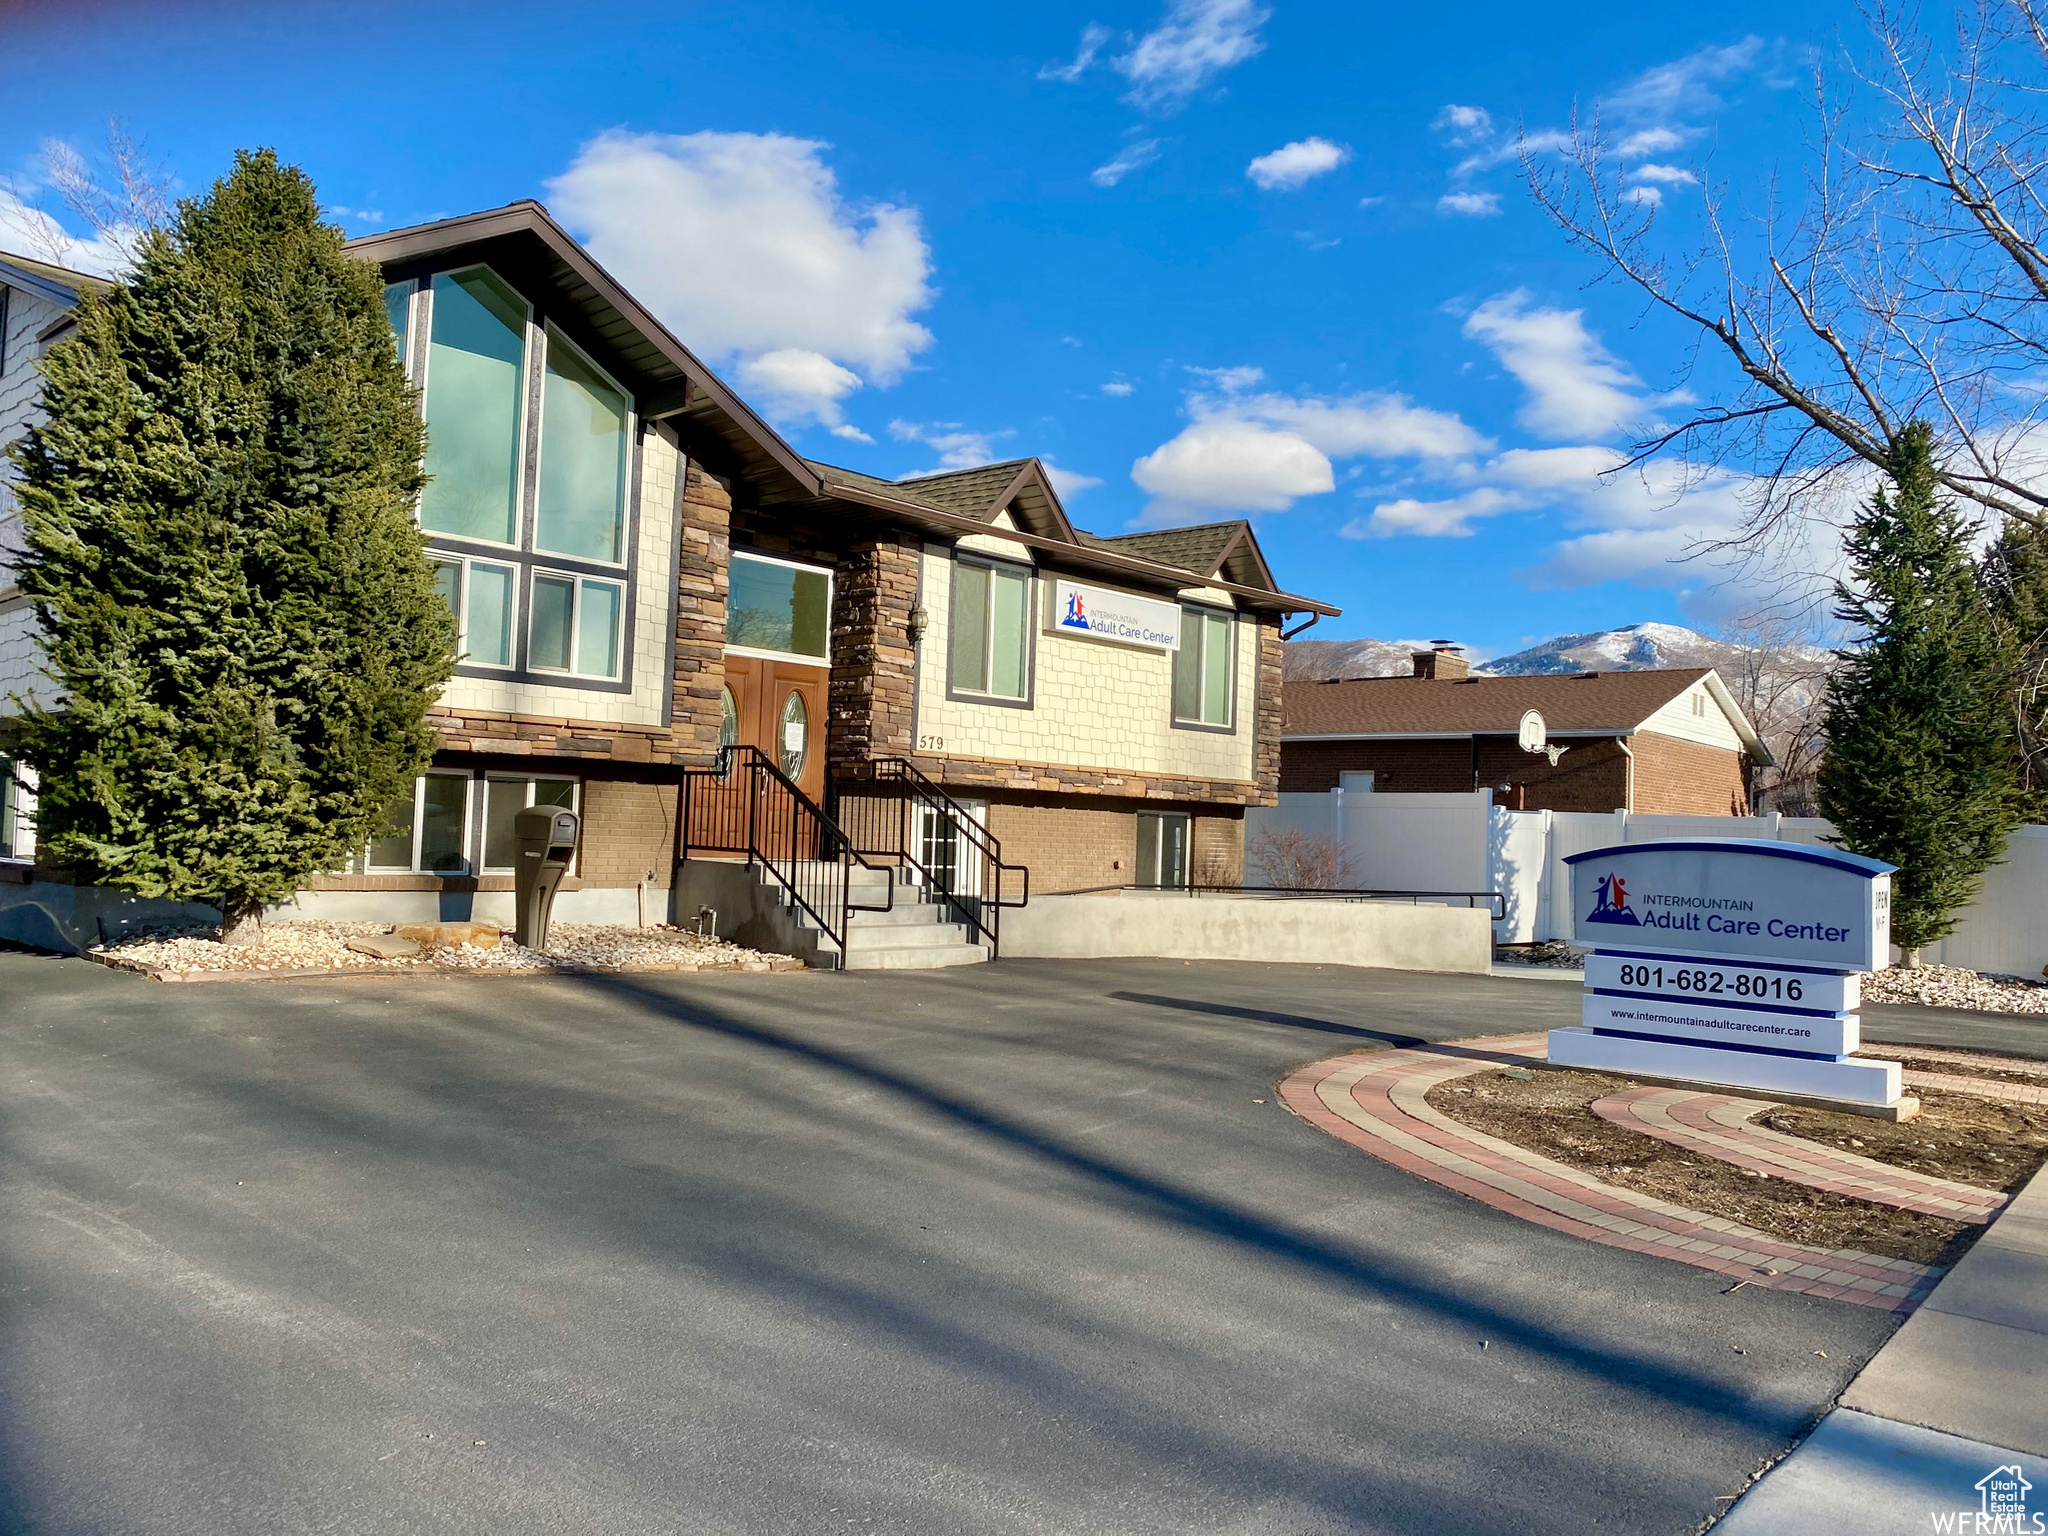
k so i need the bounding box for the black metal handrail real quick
[1049,882,1508,921]
[831,758,1029,958]
[680,745,893,965]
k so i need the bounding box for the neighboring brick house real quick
[1282,646,1772,815]
[0,201,1337,939]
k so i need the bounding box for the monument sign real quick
[1549,839,1903,1106]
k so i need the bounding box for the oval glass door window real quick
[718,687,740,778]
[779,691,808,779]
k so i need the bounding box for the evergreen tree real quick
[1982,516,2048,808]
[1819,421,2020,964]
[8,149,454,942]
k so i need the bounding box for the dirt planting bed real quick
[1423,1065,2048,1266]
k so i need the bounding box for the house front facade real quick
[1281,647,1771,816]
[0,202,1335,951]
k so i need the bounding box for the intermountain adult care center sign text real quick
[1568,839,1892,971]
[1550,839,1906,1108]
[1050,579,1181,651]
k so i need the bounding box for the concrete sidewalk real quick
[1718,1162,2048,1530]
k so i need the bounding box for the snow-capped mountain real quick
[1477,623,1743,676]
[1283,623,1793,681]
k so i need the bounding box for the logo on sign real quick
[1586,873,1641,927]
[1061,589,1089,631]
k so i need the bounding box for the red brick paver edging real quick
[1277,1035,1941,1313]
[1590,1087,2005,1223]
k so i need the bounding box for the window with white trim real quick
[0,757,28,860]
[481,775,579,872]
[419,266,529,547]
[950,556,1031,701]
[359,770,475,874]
[1136,812,1190,890]
[1172,606,1234,728]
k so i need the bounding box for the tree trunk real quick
[1901,946,1923,969]
[218,902,264,948]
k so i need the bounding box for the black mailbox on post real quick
[513,805,579,952]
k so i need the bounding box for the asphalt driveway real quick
[0,952,2030,1535]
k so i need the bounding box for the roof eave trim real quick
[1282,729,1632,743]
[820,479,1338,614]
[1697,669,1775,765]
[0,258,84,307]
[346,204,823,500]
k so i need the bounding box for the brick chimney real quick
[1411,642,1470,681]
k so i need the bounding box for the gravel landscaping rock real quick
[90,919,804,979]
[1861,962,2048,1015]
[1493,940,1584,970]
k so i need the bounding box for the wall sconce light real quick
[906,605,930,645]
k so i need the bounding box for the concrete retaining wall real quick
[0,878,663,954]
[999,891,1493,973]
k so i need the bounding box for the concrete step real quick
[845,903,948,928]
[842,921,974,951]
[842,940,992,970]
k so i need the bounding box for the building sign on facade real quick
[1049,579,1181,651]
[1550,839,1906,1108]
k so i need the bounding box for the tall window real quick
[536,325,629,563]
[383,281,411,367]
[1136,812,1190,890]
[951,557,1030,701]
[421,267,529,545]
[0,757,18,859]
[727,551,830,661]
[1172,607,1234,728]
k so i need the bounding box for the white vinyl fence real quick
[1247,789,2048,979]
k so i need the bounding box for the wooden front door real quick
[723,653,828,802]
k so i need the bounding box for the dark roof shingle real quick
[1284,670,1713,737]
[1078,521,1245,577]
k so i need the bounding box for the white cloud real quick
[1431,104,1494,147]
[890,419,1014,471]
[0,186,130,276]
[1347,487,1519,539]
[737,349,871,441]
[1114,0,1269,113]
[1246,137,1351,191]
[546,129,934,436]
[1438,191,1502,217]
[1041,459,1105,499]
[1606,37,1764,124]
[1092,138,1164,187]
[1631,162,1699,185]
[1186,363,1265,393]
[1040,22,1111,83]
[1133,418,1334,520]
[1129,376,1489,522]
[1623,185,1664,207]
[1101,380,1136,397]
[1615,127,1685,158]
[1462,290,1645,439]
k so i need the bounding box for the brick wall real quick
[1279,732,1751,815]
[983,793,1244,894]
[1281,736,1633,812]
[576,779,681,887]
[1630,729,1753,815]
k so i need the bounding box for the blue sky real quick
[0,0,1849,652]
